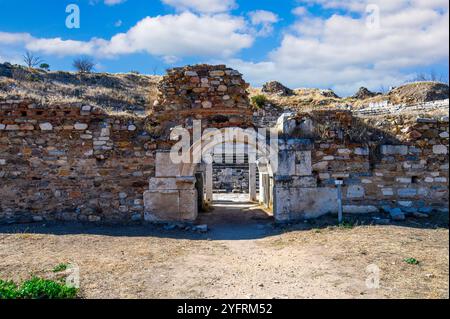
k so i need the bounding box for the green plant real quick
[0,280,20,299]
[251,95,268,109]
[0,277,78,299]
[39,63,50,71]
[53,263,69,273]
[404,258,420,265]
[339,221,355,229]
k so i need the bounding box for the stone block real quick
[39,123,53,131]
[155,152,183,177]
[274,187,338,221]
[396,177,412,184]
[346,185,365,198]
[74,123,88,130]
[433,145,448,155]
[398,188,417,198]
[277,150,296,176]
[381,145,408,155]
[149,177,196,190]
[354,147,369,156]
[295,151,312,176]
[343,205,379,214]
[144,189,197,222]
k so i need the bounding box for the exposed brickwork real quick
[0,99,156,224]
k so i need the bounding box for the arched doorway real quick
[144,127,277,223]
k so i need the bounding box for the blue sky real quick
[0,0,449,96]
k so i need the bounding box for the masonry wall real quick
[0,99,155,224]
[274,110,449,221]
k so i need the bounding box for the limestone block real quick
[277,150,296,176]
[273,187,338,221]
[396,177,412,184]
[343,205,379,214]
[143,189,197,222]
[354,147,369,156]
[74,123,88,130]
[433,145,448,155]
[295,151,312,176]
[338,149,352,155]
[398,188,417,198]
[149,177,196,190]
[312,161,329,171]
[6,125,19,130]
[39,122,53,131]
[346,185,365,198]
[202,101,212,109]
[155,152,183,177]
[381,145,408,155]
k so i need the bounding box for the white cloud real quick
[0,12,254,61]
[0,32,32,44]
[225,0,449,95]
[292,7,308,16]
[162,0,236,14]
[100,12,253,59]
[104,0,127,5]
[248,10,279,36]
[25,38,106,57]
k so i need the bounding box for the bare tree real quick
[23,51,43,68]
[73,57,95,73]
[413,70,446,83]
[378,85,389,94]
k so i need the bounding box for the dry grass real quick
[0,66,161,113]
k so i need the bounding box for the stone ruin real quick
[0,64,448,225]
[262,81,293,96]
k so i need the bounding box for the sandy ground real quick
[0,194,448,299]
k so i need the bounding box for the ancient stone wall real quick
[1,64,449,225]
[152,65,253,146]
[274,110,449,221]
[0,99,155,224]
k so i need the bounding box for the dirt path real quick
[0,196,448,299]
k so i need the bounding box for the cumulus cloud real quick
[226,0,449,95]
[0,32,32,44]
[292,7,308,16]
[248,10,279,36]
[162,0,236,14]
[0,12,253,62]
[100,12,253,59]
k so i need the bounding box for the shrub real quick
[53,263,69,273]
[0,277,78,299]
[39,63,50,71]
[0,280,20,299]
[73,57,95,73]
[251,95,268,109]
[404,258,420,265]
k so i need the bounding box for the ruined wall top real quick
[154,64,250,112]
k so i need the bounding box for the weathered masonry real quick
[0,64,448,224]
